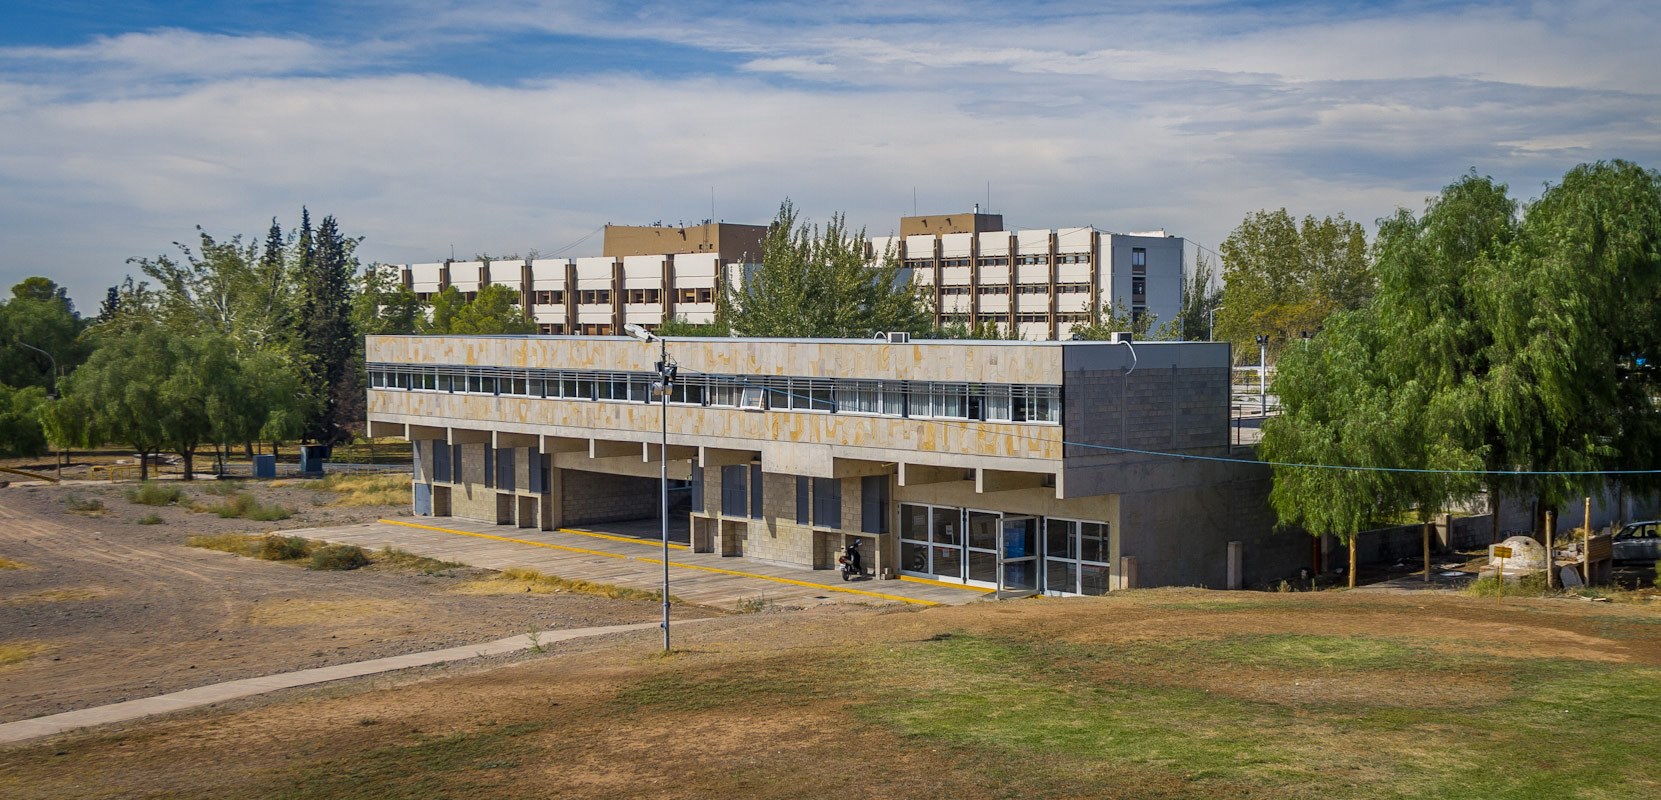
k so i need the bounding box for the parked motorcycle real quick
[838,539,864,581]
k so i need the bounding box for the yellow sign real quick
[1493,545,1513,559]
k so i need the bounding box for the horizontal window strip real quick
[366,362,1061,424]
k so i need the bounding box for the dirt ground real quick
[3,584,1660,799]
[0,479,708,723]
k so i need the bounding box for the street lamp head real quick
[624,323,655,342]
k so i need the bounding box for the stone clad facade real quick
[368,334,1301,592]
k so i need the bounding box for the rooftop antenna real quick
[986,181,991,214]
[710,186,715,223]
[912,187,917,216]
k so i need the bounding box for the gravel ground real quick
[0,478,709,723]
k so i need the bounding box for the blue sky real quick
[3,1,1659,308]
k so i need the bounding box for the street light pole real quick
[657,334,670,652]
[1255,335,1269,417]
[15,337,62,477]
[627,324,674,653]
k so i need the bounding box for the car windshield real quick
[1616,522,1660,539]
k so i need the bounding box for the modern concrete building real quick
[871,211,1190,340]
[380,211,1196,341]
[365,334,1301,593]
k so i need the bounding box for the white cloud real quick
[0,29,354,83]
[1,1,1658,307]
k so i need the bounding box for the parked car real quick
[1612,521,1661,562]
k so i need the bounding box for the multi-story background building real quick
[379,210,1198,340]
[870,210,1189,340]
[387,222,766,335]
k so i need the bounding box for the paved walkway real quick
[0,621,660,746]
[300,517,989,609]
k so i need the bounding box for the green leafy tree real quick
[49,328,173,479]
[720,200,929,338]
[295,212,360,444]
[1214,210,1371,355]
[0,277,87,390]
[352,265,421,336]
[0,384,48,458]
[654,316,727,337]
[1263,163,1661,581]
[1069,301,1159,340]
[418,284,535,334]
[1178,253,1224,340]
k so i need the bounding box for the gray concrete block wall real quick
[1063,366,1229,464]
[449,480,498,523]
[749,472,816,565]
[1117,463,1301,589]
[413,440,434,483]
[560,468,660,526]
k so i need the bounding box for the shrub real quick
[1465,571,1552,597]
[63,493,104,514]
[125,482,183,506]
[136,513,163,525]
[309,543,369,571]
[247,502,294,522]
[206,492,293,521]
[260,535,313,561]
[188,533,262,557]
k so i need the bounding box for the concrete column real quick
[1227,541,1243,590]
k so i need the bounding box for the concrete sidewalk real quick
[301,517,989,610]
[0,621,660,746]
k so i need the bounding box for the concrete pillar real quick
[1226,541,1243,590]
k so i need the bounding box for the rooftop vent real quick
[877,331,911,344]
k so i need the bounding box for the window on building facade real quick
[579,290,612,305]
[795,476,811,525]
[720,465,747,517]
[976,256,1009,267]
[1131,247,1146,274]
[1057,253,1090,264]
[626,288,661,304]
[977,285,1010,295]
[812,477,840,528]
[675,287,715,304]
[1132,278,1145,297]
[533,290,564,305]
[369,364,1063,424]
[860,475,889,534]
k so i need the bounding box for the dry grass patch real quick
[373,545,464,574]
[3,587,108,605]
[0,556,25,570]
[245,598,409,626]
[314,473,412,507]
[455,567,664,602]
[0,640,53,668]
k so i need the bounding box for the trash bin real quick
[252,454,277,478]
[298,445,328,477]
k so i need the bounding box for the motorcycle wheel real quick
[842,572,851,582]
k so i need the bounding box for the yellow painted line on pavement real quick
[378,519,628,560]
[631,556,940,606]
[557,527,689,551]
[898,574,994,593]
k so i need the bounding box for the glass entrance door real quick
[1000,516,1039,593]
[965,510,1000,587]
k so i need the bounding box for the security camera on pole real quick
[625,323,675,653]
